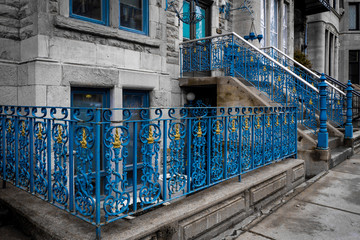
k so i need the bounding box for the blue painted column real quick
[317,74,328,149]
[345,80,353,139]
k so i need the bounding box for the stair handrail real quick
[180,32,319,93]
[261,46,345,96]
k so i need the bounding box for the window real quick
[120,0,149,35]
[282,4,288,54]
[70,0,149,35]
[70,0,108,25]
[260,0,266,48]
[349,3,360,30]
[270,0,278,47]
[349,50,360,85]
[183,1,210,40]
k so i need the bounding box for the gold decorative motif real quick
[7,121,12,133]
[309,99,313,105]
[244,117,249,131]
[278,76,281,82]
[80,128,87,149]
[284,114,287,125]
[276,115,279,126]
[231,119,236,133]
[337,100,341,105]
[184,49,187,55]
[147,126,154,144]
[216,121,221,135]
[263,66,267,72]
[267,115,271,127]
[291,115,294,124]
[194,48,196,53]
[250,56,254,62]
[56,126,63,144]
[237,47,240,52]
[214,44,217,50]
[113,128,121,148]
[197,122,202,137]
[37,124,43,140]
[256,116,261,129]
[225,42,228,48]
[203,46,206,51]
[21,122,25,137]
[174,124,181,140]
[293,86,296,93]
[311,82,314,87]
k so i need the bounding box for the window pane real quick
[349,51,360,84]
[72,0,103,21]
[270,0,278,47]
[349,50,358,62]
[349,5,357,30]
[120,0,143,31]
[183,1,190,39]
[195,7,206,39]
[282,4,288,53]
[260,0,266,47]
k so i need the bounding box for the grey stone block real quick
[250,173,287,204]
[62,64,119,87]
[0,63,17,86]
[120,70,159,90]
[0,86,17,105]
[292,165,305,182]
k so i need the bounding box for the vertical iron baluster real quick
[2,117,6,186]
[132,122,138,212]
[14,117,19,186]
[262,114,265,167]
[162,120,167,202]
[68,121,74,212]
[186,119,191,193]
[251,115,254,170]
[224,116,228,179]
[29,118,34,193]
[46,119,52,201]
[280,112,283,160]
[95,110,101,239]
[206,118,211,185]
[238,116,242,180]
[271,113,274,163]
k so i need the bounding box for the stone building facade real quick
[0,0,296,109]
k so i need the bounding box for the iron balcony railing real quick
[262,46,346,127]
[180,32,319,133]
[0,105,297,238]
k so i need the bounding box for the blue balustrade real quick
[180,33,319,133]
[262,46,346,128]
[345,80,353,139]
[0,105,297,238]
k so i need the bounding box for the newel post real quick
[345,80,353,139]
[317,73,328,149]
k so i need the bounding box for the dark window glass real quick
[120,0,143,31]
[349,4,359,30]
[72,0,103,21]
[349,50,360,85]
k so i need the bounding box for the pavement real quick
[231,154,360,240]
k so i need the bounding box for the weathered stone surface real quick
[120,70,159,90]
[0,63,18,86]
[151,91,171,107]
[250,173,287,204]
[292,165,305,182]
[140,52,162,72]
[0,86,17,105]
[34,62,61,86]
[18,85,46,106]
[123,49,141,69]
[47,85,70,107]
[62,64,119,87]
[0,38,20,60]
[96,44,125,68]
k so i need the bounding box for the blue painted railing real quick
[262,46,346,127]
[0,105,297,238]
[180,32,320,133]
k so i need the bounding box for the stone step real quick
[329,137,342,149]
[330,147,353,169]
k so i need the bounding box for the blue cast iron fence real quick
[262,46,346,127]
[0,105,297,237]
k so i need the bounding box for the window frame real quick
[270,0,279,47]
[349,3,360,31]
[119,0,149,36]
[349,50,360,85]
[182,0,211,41]
[69,0,109,25]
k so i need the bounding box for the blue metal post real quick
[95,109,101,239]
[68,121,74,212]
[162,120,167,201]
[345,80,353,139]
[29,118,34,193]
[317,74,329,149]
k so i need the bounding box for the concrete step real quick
[353,130,360,154]
[329,137,342,149]
[330,147,353,169]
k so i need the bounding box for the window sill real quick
[54,15,160,48]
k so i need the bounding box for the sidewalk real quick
[234,154,360,240]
